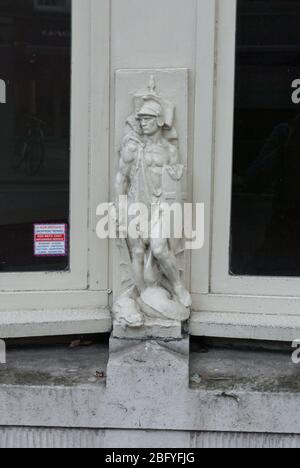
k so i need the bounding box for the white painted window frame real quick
[190,0,300,341]
[1,0,89,292]
[0,0,111,338]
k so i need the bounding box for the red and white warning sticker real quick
[34,224,67,257]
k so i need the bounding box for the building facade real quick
[0,0,300,448]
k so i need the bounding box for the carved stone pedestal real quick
[107,337,190,416]
[113,318,183,340]
[109,334,189,355]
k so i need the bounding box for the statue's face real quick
[139,115,160,136]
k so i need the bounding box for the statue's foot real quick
[113,296,144,329]
[174,283,192,308]
[140,286,190,322]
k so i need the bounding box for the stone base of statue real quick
[107,336,190,398]
[112,286,190,340]
[113,318,183,340]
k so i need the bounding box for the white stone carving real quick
[113,70,191,338]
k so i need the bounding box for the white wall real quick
[111,0,197,70]
[109,0,198,292]
[110,0,198,191]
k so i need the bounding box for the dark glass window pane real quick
[0,0,71,272]
[231,0,300,277]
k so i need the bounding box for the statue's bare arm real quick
[166,145,185,181]
[115,146,133,198]
[169,145,179,166]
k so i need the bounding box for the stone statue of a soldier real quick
[113,76,191,330]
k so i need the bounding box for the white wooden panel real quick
[111,0,197,71]
[88,0,111,291]
[110,0,198,294]
[191,0,216,294]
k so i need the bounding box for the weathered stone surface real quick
[2,427,300,448]
[113,318,182,340]
[109,335,189,356]
[1,343,300,435]
[106,339,189,393]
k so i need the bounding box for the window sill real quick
[0,307,111,339]
[190,293,300,341]
[190,310,300,341]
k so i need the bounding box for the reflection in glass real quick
[0,0,71,272]
[231,0,300,277]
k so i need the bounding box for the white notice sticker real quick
[34,224,67,257]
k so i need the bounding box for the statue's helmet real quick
[134,77,175,130]
[137,99,165,128]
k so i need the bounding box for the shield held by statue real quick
[162,164,187,204]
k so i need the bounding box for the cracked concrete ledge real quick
[0,341,299,435]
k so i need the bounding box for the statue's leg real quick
[128,236,146,294]
[151,238,192,308]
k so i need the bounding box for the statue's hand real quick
[165,164,185,181]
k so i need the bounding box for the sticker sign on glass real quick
[34,224,67,257]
